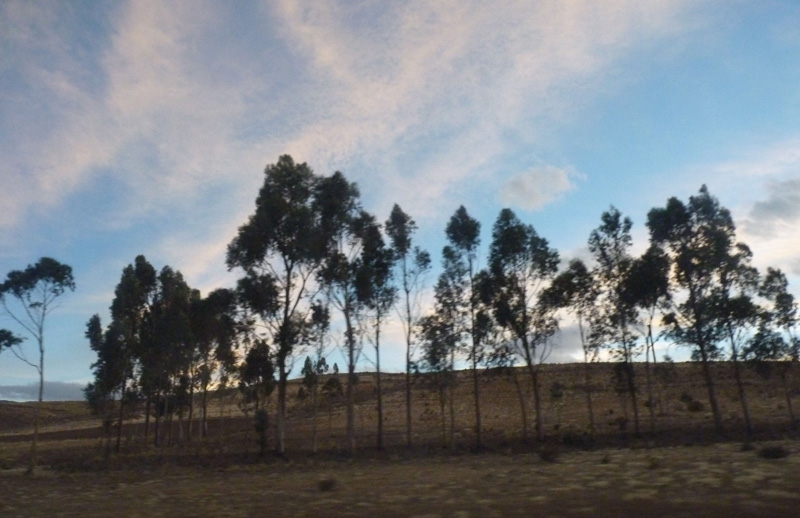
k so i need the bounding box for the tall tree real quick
[547,259,600,437]
[445,206,485,448]
[588,207,643,436]
[624,245,671,433]
[385,204,431,449]
[301,301,330,453]
[0,257,75,474]
[711,243,760,438]
[316,171,367,456]
[488,208,560,442]
[227,155,328,455]
[108,256,157,448]
[357,219,396,450]
[191,288,238,438]
[746,268,799,428]
[647,185,736,435]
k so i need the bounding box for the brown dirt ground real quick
[1,362,799,516]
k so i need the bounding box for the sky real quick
[1,1,800,401]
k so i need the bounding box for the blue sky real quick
[2,1,799,400]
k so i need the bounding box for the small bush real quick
[600,454,611,465]
[686,400,704,412]
[740,442,756,452]
[647,457,662,470]
[318,477,337,491]
[758,445,790,459]
[679,392,694,404]
[538,444,559,463]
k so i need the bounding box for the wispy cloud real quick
[500,165,579,211]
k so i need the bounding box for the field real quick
[1,362,800,516]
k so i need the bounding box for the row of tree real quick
[83,155,799,457]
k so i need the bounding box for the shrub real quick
[679,392,694,404]
[686,400,704,412]
[758,445,790,459]
[538,444,559,463]
[318,477,337,491]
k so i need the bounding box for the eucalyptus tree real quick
[418,312,457,449]
[356,219,397,450]
[149,266,196,445]
[191,288,238,438]
[109,255,157,444]
[301,301,330,453]
[647,185,737,435]
[745,268,799,427]
[624,245,671,433]
[315,171,371,455]
[444,205,486,448]
[238,339,275,455]
[588,207,642,436]
[227,155,329,455]
[0,257,75,473]
[488,208,560,442]
[710,243,760,438]
[547,259,600,436]
[385,204,431,448]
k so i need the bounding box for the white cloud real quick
[499,165,578,211]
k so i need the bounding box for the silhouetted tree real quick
[547,259,600,437]
[238,339,275,455]
[625,245,671,433]
[385,204,431,449]
[588,207,642,436]
[445,206,485,448]
[0,257,75,474]
[647,185,736,435]
[227,155,329,454]
[488,208,559,442]
[301,301,330,453]
[711,242,760,438]
[316,171,368,455]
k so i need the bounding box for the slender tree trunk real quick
[144,396,151,445]
[375,331,384,451]
[345,308,357,456]
[780,370,796,429]
[643,337,656,436]
[439,383,447,448]
[472,353,482,449]
[448,379,455,450]
[28,344,44,475]
[404,278,414,449]
[511,367,529,443]
[116,379,127,453]
[727,325,752,439]
[698,346,724,435]
[583,360,595,437]
[201,384,209,439]
[311,384,319,453]
[524,360,544,442]
[276,365,287,455]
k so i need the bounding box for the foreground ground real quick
[1,441,799,517]
[2,363,800,516]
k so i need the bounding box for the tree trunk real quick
[28,344,44,475]
[311,384,319,454]
[698,346,724,435]
[345,310,357,456]
[583,360,595,438]
[276,365,287,455]
[116,379,127,453]
[472,353,482,449]
[439,383,447,448]
[644,328,657,436]
[727,324,752,439]
[780,370,796,429]
[511,367,529,443]
[376,338,384,451]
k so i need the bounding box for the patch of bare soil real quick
[1,442,799,517]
